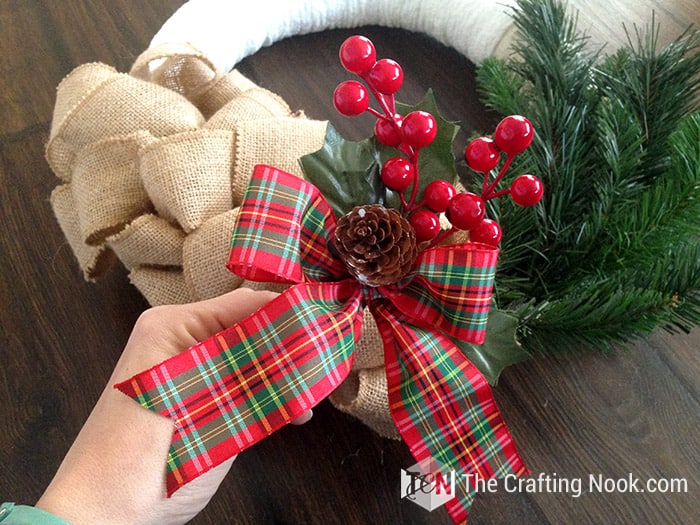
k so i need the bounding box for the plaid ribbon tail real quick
[115,281,364,496]
[372,301,528,525]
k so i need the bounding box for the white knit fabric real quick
[151,0,518,72]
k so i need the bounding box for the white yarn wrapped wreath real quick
[151,0,519,72]
[151,0,686,73]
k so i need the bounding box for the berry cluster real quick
[461,116,544,245]
[334,35,543,247]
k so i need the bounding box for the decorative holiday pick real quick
[330,35,543,250]
[116,35,542,524]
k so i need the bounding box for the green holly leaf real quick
[299,123,384,219]
[450,308,531,385]
[378,89,461,198]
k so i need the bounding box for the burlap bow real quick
[47,43,410,437]
[116,164,527,524]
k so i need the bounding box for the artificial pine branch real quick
[475,0,700,352]
[597,20,700,184]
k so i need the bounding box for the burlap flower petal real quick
[72,131,154,245]
[188,69,259,120]
[107,214,185,270]
[129,43,258,119]
[205,87,292,129]
[140,129,234,232]
[129,42,219,99]
[129,266,191,306]
[50,184,116,280]
[47,68,205,182]
[50,63,118,146]
[183,209,243,300]
[232,117,327,204]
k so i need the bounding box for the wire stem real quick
[487,188,511,200]
[430,227,458,248]
[484,155,514,198]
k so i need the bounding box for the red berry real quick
[510,174,543,207]
[465,137,500,172]
[367,59,404,94]
[381,157,414,191]
[333,81,369,116]
[446,192,485,231]
[339,35,376,74]
[401,111,437,148]
[469,218,502,246]
[423,180,457,212]
[410,209,441,242]
[374,115,403,147]
[494,115,534,156]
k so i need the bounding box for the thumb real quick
[175,288,280,344]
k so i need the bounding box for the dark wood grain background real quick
[1,2,697,524]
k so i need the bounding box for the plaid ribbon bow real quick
[116,164,527,524]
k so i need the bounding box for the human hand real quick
[36,288,310,525]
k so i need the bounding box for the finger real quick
[290,410,313,425]
[126,288,280,363]
[179,288,279,342]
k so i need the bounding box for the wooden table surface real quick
[1,2,698,524]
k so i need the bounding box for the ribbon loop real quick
[381,244,499,344]
[227,164,347,284]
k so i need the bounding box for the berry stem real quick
[380,92,396,116]
[366,106,386,119]
[429,227,457,248]
[406,149,422,212]
[412,198,425,210]
[362,73,396,119]
[360,73,414,159]
[484,154,514,199]
[481,169,492,196]
[487,187,511,200]
[352,51,428,217]
[399,192,409,210]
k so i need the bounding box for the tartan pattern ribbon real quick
[116,164,527,524]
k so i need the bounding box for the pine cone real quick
[332,205,417,286]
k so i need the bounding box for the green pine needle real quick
[476,0,700,353]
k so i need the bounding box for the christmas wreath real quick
[46,0,699,523]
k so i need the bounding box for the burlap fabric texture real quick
[47,43,400,439]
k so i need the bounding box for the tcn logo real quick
[400,459,456,512]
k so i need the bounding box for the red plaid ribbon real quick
[116,164,527,524]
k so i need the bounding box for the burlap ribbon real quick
[47,44,400,438]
